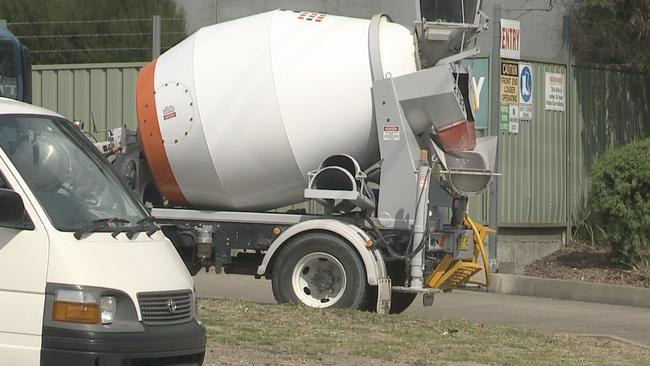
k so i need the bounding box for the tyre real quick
[365,261,417,314]
[271,232,368,309]
[389,292,417,314]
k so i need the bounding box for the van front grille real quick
[137,290,193,325]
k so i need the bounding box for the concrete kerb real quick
[488,273,650,308]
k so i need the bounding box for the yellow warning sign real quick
[458,234,471,251]
[500,61,519,105]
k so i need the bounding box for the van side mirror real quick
[0,188,31,229]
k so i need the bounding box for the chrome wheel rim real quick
[291,252,347,308]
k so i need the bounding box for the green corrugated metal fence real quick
[498,62,567,226]
[569,65,650,214]
[32,62,145,134]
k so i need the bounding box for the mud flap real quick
[376,278,391,314]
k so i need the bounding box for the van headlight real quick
[100,295,117,324]
[53,289,116,325]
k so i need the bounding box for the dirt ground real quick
[525,241,650,288]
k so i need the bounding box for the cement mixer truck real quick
[98,0,498,314]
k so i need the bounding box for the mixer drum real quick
[136,10,417,210]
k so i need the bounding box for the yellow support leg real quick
[425,216,495,290]
[464,215,495,287]
[427,254,453,288]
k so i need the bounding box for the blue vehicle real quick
[0,25,30,103]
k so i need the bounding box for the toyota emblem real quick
[167,299,178,314]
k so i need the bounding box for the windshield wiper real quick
[124,216,159,239]
[74,217,130,240]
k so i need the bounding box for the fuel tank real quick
[136,10,417,210]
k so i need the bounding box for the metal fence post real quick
[564,14,572,246]
[488,5,501,272]
[152,15,161,59]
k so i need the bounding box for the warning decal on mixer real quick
[163,105,176,120]
[383,126,400,141]
[297,11,326,22]
[418,174,429,188]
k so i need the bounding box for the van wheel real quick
[271,233,368,309]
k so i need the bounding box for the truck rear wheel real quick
[386,261,417,314]
[389,292,417,314]
[364,261,417,314]
[271,232,368,309]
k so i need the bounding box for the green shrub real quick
[588,138,650,259]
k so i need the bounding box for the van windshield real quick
[0,115,148,231]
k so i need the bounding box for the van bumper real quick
[40,319,206,366]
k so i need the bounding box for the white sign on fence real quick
[519,105,533,121]
[500,19,521,60]
[519,63,533,123]
[508,104,519,134]
[545,72,565,112]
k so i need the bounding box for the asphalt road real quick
[194,271,650,347]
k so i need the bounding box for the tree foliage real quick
[588,139,650,259]
[573,0,650,71]
[0,0,186,64]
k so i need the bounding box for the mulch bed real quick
[524,242,650,288]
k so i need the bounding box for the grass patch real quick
[622,251,650,279]
[199,299,650,366]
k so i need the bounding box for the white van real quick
[0,98,205,365]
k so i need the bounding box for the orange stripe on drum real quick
[136,60,189,206]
